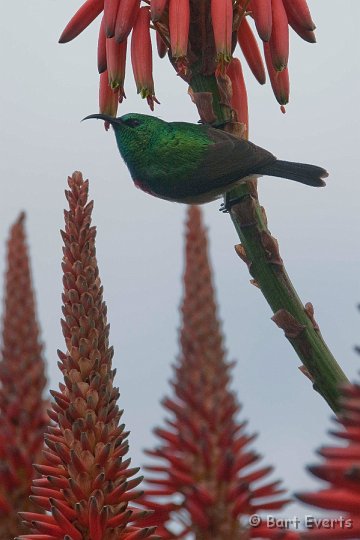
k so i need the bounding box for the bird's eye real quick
[124,118,141,128]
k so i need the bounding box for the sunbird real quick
[83,113,328,205]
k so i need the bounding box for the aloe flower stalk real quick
[137,206,292,539]
[0,213,48,538]
[296,378,360,538]
[17,172,158,540]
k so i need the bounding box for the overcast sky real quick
[1,0,360,527]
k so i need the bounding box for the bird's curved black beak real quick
[82,113,123,125]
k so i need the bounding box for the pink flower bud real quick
[104,0,120,37]
[211,0,233,71]
[156,31,168,58]
[115,0,140,42]
[99,70,119,121]
[59,0,104,43]
[269,0,289,71]
[97,17,107,73]
[169,0,190,71]
[283,0,315,31]
[151,0,169,22]
[131,7,159,110]
[227,58,249,138]
[106,36,127,97]
[250,0,272,42]
[264,41,289,106]
[237,15,266,85]
[285,6,316,43]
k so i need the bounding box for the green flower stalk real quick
[0,213,48,538]
[18,172,158,540]
[138,206,293,540]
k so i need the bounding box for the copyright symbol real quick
[249,514,261,527]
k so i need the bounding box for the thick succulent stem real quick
[189,74,348,413]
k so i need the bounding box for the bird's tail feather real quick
[258,160,328,187]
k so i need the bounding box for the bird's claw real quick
[220,192,247,213]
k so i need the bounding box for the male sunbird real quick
[83,113,328,205]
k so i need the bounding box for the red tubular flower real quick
[137,206,291,539]
[285,6,316,44]
[106,36,127,92]
[17,172,158,540]
[269,0,289,71]
[104,0,120,37]
[131,7,158,110]
[156,31,168,59]
[296,379,360,538]
[250,0,272,42]
[237,15,266,85]
[151,0,169,23]
[98,17,107,73]
[0,213,48,538]
[168,0,190,74]
[59,0,104,43]
[211,0,233,73]
[60,0,317,111]
[227,58,249,138]
[264,41,289,108]
[115,0,140,43]
[282,0,315,32]
[99,70,120,120]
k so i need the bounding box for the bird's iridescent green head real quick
[83,112,170,179]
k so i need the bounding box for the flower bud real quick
[59,0,104,43]
[131,7,159,110]
[237,15,266,85]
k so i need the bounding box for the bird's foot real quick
[219,192,244,213]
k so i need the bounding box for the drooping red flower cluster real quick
[18,173,158,540]
[60,0,316,123]
[135,206,295,539]
[297,379,360,538]
[0,213,48,538]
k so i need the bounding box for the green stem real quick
[190,74,348,412]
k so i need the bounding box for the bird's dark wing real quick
[183,126,277,196]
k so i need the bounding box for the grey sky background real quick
[1,0,360,524]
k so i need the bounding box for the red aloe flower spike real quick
[115,0,140,43]
[59,0,104,43]
[264,41,289,107]
[227,58,249,138]
[237,15,266,85]
[296,379,360,538]
[99,70,120,126]
[282,0,315,32]
[106,36,127,92]
[138,206,291,539]
[0,213,48,539]
[168,0,190,73]
[98,17,107,73]
[131,7,159,110]
[104,0,121,37]
[156,31,168,59]
[269,0,289,71]
[18,172,158,540]
[250,0,272,42]
[151,0,169,23]
[211,0,233,74]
